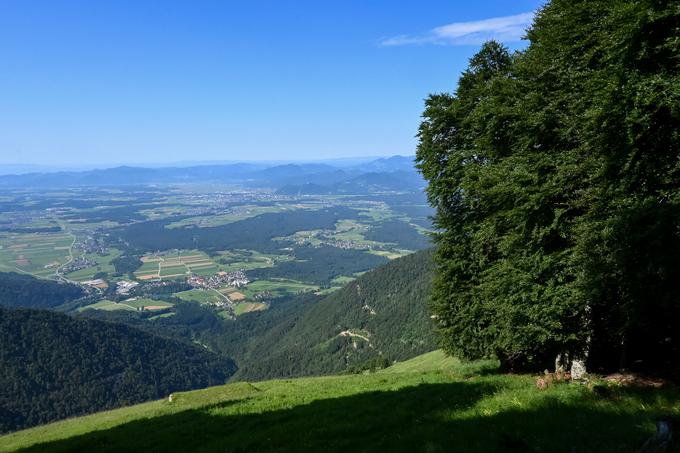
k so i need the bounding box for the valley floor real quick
[1,351,677,452]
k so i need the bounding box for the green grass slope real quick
[1,351,677,453]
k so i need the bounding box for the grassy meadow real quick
[0,350,677,452]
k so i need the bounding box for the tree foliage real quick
[417,1,680,374]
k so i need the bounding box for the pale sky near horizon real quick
[0,0,543,165]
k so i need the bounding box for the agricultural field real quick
[135,251,217,280]
[233,301,268,315]
[0,185,432,322]
[241,279,319,298]
[367,249,411,260]
[120,298,174,310]
[77,300,136,312]
[175,289,228,305]
[0,231,74,279]
[78,298,173,312]
[214,250,292,272]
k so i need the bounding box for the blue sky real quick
[0,0,543,166]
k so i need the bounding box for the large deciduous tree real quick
[417,0,680,375]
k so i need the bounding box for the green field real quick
[158,265,188,278]
[120,298,173,309]
[330,275,355,286]
[215,250,291,273]
[79,298,173,312]
[233,301,268,315]
[367,249,411,260]
[77,300,137,312]
[135,250,220,280]
[1,350,676,452]
[175,289,225,305]
[241,279,319,298]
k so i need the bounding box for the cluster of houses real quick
[61,256,98,274]
[253,291,274,301]
[81,278,108,290]
[74,235,108,255]
[187,270,249,289]
[322,239,369,250]
[116,280,139,295]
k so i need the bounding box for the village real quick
[187,269,249,290]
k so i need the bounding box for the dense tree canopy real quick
[417,0,680,374]
[0,308,235,433]
[0,272,85,309]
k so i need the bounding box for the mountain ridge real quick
[0,156,421,193]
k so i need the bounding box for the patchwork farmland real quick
[135,251,218,280]
[0,232,74,279]
[0,185,431,323]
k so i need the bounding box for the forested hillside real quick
[0,308,235,433]
[232,249,436,379]
[79,250,437,381]
[0,273,84,309]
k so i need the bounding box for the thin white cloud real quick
[380,12,534,47]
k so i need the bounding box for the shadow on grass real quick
[17,382,669,453]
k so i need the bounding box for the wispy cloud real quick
[380,12,534,47]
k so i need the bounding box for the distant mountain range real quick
[0,156,424,193]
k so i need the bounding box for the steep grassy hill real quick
[0,308,235,433]
[231,249,437,379]
[1,350,677,452]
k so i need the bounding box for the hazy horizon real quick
[0,0,540,166]
[0,154,418,176]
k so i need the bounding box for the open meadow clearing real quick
[175,289,226,305]
[78,298,173,312]
[77,300,137,312]
[215,249,291,272]
[233,301,268,315]
[241,279,319,298]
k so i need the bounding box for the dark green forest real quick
[0,308,235,433]
[111,254,144,276]
[0,272,84,309]
[417,0,680,375]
